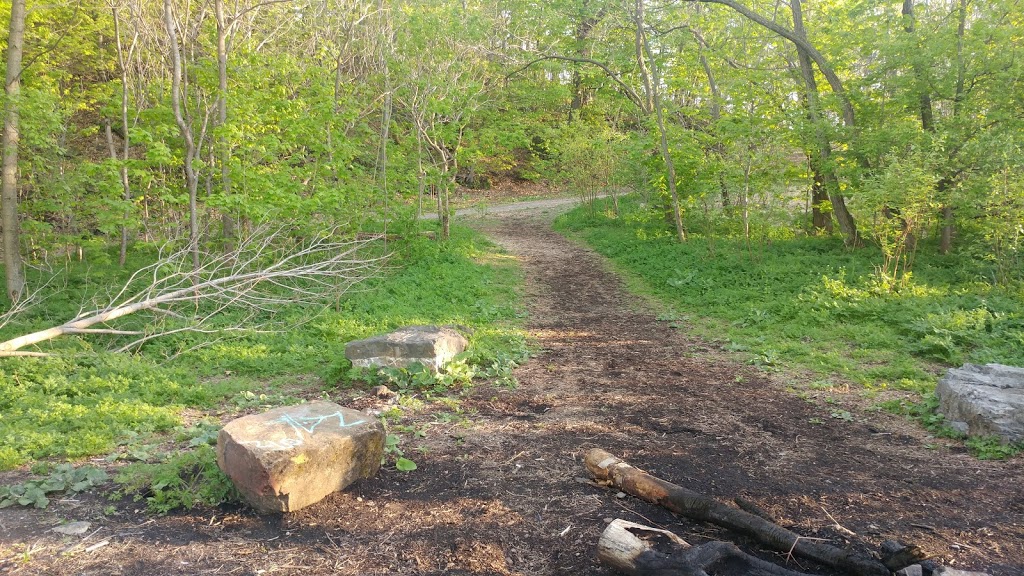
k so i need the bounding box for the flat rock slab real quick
[345,325,468,372]
[937,363,1024,443]
[217,402,384,513]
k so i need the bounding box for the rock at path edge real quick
[345,325,468,372]
[936,363,1024,443]
[217,401,384,513]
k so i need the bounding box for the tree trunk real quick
[939,204,954,254]
[215,0,235,252]
[111,6,136,267]
[103,120,133,267]
[938,0,969,255]
[791,0,857,244]
[2,0,27,302]
[633,2,655,115]
[585,449,891,576]
[695,35,730,209]
[902,0,934,133]
[635,0,685,242]
[688,0,854,128]
[569,6,605,122]
[164,0,201,270]
[810,164,833,233]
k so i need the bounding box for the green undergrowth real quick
[112,445,240,515]
[0,224,528,473]
[555,195,1024,457]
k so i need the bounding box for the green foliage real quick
[878,394,950,433]
[113,445,238,515]
[880,394,1023,459]
[383,433,417,473]
[0,464,108,510]
[0,225,526,473]
[0,354,225,470]
[856,147,938,290]
[966,436,1024,460]
[347,361,475,395]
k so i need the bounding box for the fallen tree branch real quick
[63,328,144,336]
[599,518,815,576]
[584,449,890,576]
[0,224,388,356]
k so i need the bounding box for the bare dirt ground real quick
[1,203,1022,576]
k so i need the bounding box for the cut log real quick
[598,519,816,576]
[585,449,890,576]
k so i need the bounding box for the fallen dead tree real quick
[599,518,814,576]
[0,225,387,357]
[585,448,893,576]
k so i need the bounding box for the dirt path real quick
[2,207,1022,575]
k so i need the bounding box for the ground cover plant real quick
[0,224,527,477]
[555,195,1024,457]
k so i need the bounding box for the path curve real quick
[2,207,1021,576]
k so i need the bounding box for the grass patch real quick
[0,224,527,472]
[555,195,1024,455]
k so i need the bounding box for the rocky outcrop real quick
[216,402,384,513]
[936,363,1024,443]
[345,325,468,372]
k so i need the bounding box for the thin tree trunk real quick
[902,0,934,133]
[791,0,857,244]
[695,33,730,208]
[633,2,654,115]
[569,6,605,122]
[742,151,751,241]
[415,128,425,219]
[103,120,131,266]
[2,0,27,302]
[939,0,969,255]
[635,0,685,242]
[111,6,136,267]
[215,0,235,252]
[164,0,201,270]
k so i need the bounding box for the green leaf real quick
[394,457,417,472]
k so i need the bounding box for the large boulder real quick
[345,325,468,372]
[216,401,384,513]
[936,363,1024,443]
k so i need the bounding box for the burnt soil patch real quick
[1,209,1021,575]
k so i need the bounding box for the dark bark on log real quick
[585,449,890,576]
[734,497,778,523]
[599,519,816,576]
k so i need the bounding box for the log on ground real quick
[599,518,817,576]
[584,449,891,576]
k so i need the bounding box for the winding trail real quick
[2,201,1021,576]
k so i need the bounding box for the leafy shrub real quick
[966,436,1024,460]
[114,445,239,514]
[0,464,108,509]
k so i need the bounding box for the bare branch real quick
[0,225,388,355]
[506,54,647,112]
[683,0,855,127]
